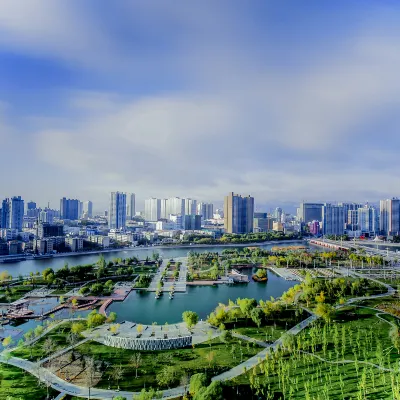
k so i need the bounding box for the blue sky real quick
[1,0,400,212]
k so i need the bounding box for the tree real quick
[111,364,124,390]
[205,351,215,368]
[137,324,144,336]
[83,357,99,400]
[42,337,56,357]
[250,308,264,328]
[107,311,117,323]
[0,270,10,286]
[237,298,257,318]
[256,269,267,279]
[130,352,142,378]
[182,311,199,331]
[133,389,163,400]
[34,325,44,337]
[315,303,335,323]
[156,366,179,387]
[87,310,106,328]
[220,330,232,347]
[189,373,208,396]
[194,381,224,400]
[110,324,120,335]
[389,325,400,354]
[2,336,13,352]
[71,322,86,335]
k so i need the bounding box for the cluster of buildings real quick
[2,191,400,258]
[297,200,400,239]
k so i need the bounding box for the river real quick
[0,241,306,275]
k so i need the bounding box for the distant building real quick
[60,198,80,220]
[39,208,59,224]
[224,192,254,234]
[358,205,378,236]
[8,241,23,255]
[35,238,54,254]
[322,204,345,235]
[169,214,183,230]
[156,220,176,231]
[83,201,93,218]
[273,221,284,232]
[126,193,136,219]
[184,215,201,230]
[253,214,274,232]
[184,199,197,216]
[65,237,84,252]
[380,198,400,236]
[1,199,10,229]
[86,235,110,248]
[298,203,323,224]
[197,202,214,220]
[27,201,37,212]
[9,196,24,231]
[309,220,320,236]
[38,223,64,239]
[109,192,127,229]
[144,198,161,221]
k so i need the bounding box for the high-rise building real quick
[126,193,136,219]
[160,199,168,219]
[144,198,161,221]
[224,192,254,234]
[60,198,80,220]
[109,192,127,229]
[166,197,184,217]
[39,208,59,224]
[380,198,400,236]
[184,215,201,230]
[298,203,324,223]
[322,204,345,235]
[274,207,283,222]
[358,205,378,236]
[27,201,37,213]
[8,196,24,231]
[184,199,197,216]
[197,202,214,220]
[83,201,93,218]
[1,199,10,229]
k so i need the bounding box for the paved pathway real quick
[232,333,269,348]
[39,338,91,365]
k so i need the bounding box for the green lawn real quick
[0,363,58,400]
[232,305,400,399]
[11,321,85,361]
[74,337,261,392]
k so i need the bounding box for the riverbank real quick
[0,239,305,263]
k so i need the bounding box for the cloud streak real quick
[0,1,400,210]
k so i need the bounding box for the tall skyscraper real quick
[358,205,378,236]
[60,198,80,220]
[83,201,93,218]
[166,197,184,217]
[197,202,214,220]
[380,198,400,236]
[322,204,345,235]
[298,203,323,223]
[27,201,37,213]
[1,198,10,229]
[144,198,161,221]
[126,193,136,219]
[184,198,197,215]
[109,192,127,229]
[224,192,254,234]
[274,207,283,222]
[160,199,168,219]
[10,196,24,230]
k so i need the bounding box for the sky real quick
[1,0,400,213]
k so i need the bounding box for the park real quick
[1,245,400,399]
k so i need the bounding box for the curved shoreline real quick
[0,239,305,263]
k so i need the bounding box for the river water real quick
[0,241,306,275]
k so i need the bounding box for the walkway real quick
[39,338,91,365]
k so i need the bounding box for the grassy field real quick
[0,363,58,400]
[11,321,83,361]
[73,337,261,392]
[233,305,400,399]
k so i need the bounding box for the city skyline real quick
[1,1,400,207]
